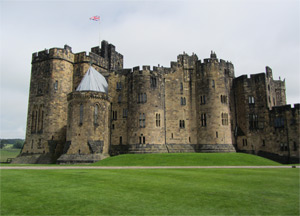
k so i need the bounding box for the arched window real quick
[94,104,98,125]
[79,104,83,125]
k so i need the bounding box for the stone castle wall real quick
[19,40,299,164]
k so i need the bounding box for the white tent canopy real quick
[76,66,108,93]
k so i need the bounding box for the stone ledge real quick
[57,153,109,164]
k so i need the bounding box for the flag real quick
[90,16,100,21]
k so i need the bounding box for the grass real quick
[92,153,281,166]
[0,168,299,215]
[0,149,20,162]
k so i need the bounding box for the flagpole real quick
[99,18,101,48]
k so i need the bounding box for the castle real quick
[15,40,299,164]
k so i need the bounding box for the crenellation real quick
[18,39,299,164]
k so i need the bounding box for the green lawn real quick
[92,153,281,166]
[0,149,20,162]
[0,168,298,215]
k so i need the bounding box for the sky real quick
[0,0,299,139]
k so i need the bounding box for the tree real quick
[13,140,24,149]
[0,140,5,149]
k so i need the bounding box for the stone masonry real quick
[15,40,299,164]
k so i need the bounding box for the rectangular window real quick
[123,109,128,118]
[249,96,255,104]
[112,111,117,120]
[274,117,284,128]
[180,97,186,105]
[221,95,227,104]
[179,120,185,129]
[120,136,122,145]
[54,80,58,91]
[139,113,145,128]
[138,93,147,103]
[222,113,229,125]
[156,113,160,127]
[201,113,207,126]
[249,114,258,129]
[116,82,122,90]
[139,134,145,144]
[118,95,122,103]
[150,77,157,88]
[180,82,183,91]
[212,80,215,88]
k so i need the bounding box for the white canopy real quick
[76,66,108,93]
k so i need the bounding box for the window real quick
[221,95,228,104]
[262,140,265,146]
[180,82,183,91]
[212,80,215,88]
[37,82,43,95]
[249,96,255,104]
[38,139,42,149]
[31,111,36,133]
[181,97,186,105]
[249,114,258,129]
[116,82,122,90]
[171,133,173,139]
[118,95,122,103]
[200,95,206,105]
[139,113,145,128]
[112,111,118,120]
[120,136,122,145]
[280,143,288,151]
[179,120,185,129]
[79,104,83,125]
[222,113,229,125]
[123,109,128,118]
[294,142,297,151]
[156,113,160,127]
[54,80,58,91]
[150,77,157,88]
[139,134,145,144]
[138,93,147,103]
[201,113,207,126]
[94,104,98,125]
[274,117,284,128]
[242,139,248,146]
[216,131,218,138]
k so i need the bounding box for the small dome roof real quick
[76,66,108,93]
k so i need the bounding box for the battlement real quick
[74,51,109,69]
[32,45,74,63]
[91,41,123,61]
[270,103,300,114]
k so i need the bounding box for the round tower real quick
[127,66,167,153]
[195,52,235,152]
[57,66,111,164]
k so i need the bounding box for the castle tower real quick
[21,45,74,162]
[126,66,167,153]
[195,52,235,152]
[57,66,111,164]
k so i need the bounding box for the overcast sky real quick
[0,0,299,139]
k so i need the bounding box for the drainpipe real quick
[285,110,290,164]
[163,78,169,153]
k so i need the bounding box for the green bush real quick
[13,140,24,149]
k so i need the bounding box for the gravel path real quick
[0,166,299,170]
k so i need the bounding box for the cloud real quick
[0,0,299,138]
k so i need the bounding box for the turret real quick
[195,52,235,152]
[22,45,74,161]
